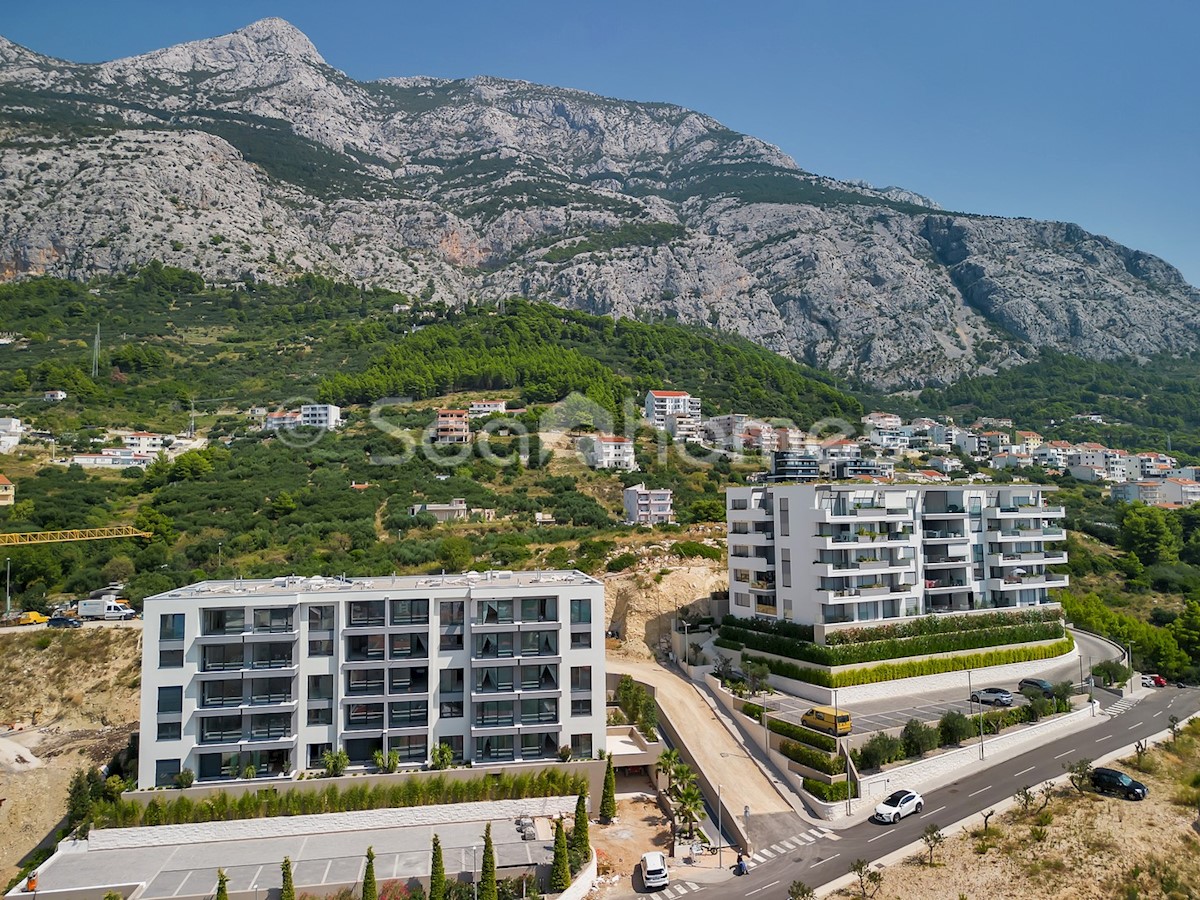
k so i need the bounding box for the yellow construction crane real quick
[0,525,152,547]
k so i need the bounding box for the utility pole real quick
[91,323,100,379]
[717,783,723,869]
[5,556,9,616]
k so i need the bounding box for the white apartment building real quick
[0,416,22,453]
[138,571,606,789]
[643,391,701,430]
[868,428,910,452]
[726,483,1067,627]
[1160,478,1200,507]
[623,483,674,525]
[703,414,749,449]
[469,400,508,419]
[862,412,902,431]
[124,432,166,452]
[586,434,637,471]
[1111,482,1166,505]
[1032,444,1069,469]
[665,413,702,444]
[301,404,342,430]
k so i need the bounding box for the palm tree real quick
[671,761,696,799]
[674,784,705,839]
[657,748,681,794]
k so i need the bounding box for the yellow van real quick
[801,706,852,736]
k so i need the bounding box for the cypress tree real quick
[479,823,497,900]
[569,792,590,865]
[214,870,229,900]
[600,755,617,822]
[550,817,571,892]
[280,857,295,900]
[429,833,446,900]
[362,846,377,900]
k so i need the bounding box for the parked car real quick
[971,687,1014,706]
[46,616,82,629]
[801,706,853,736]
[1091,767,1148,800]
[873,789,924,823]
[639,851,669,890]
[1018,677,1055,699]
[1146,674,1167,687]
[15,611,49,626]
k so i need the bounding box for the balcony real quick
[923,530,968,543]
[991,573,1070,591]
[924,579,968,595]
[923,556,969,570]
[987,527,1066,542]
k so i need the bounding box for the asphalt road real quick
[0,618,143,635]
[721,685,1200,898]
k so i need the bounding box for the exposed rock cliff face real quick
[0,18,1195,388]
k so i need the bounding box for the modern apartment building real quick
[300,404,342,429]
[138,571,606,789]
[643,390,701,430]
[726,483,1068,627]
[586,434,637,471]
[623,483,674,525]
[469,400,508,419]
[435,409,471,444]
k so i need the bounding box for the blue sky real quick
[5,1,1198,285]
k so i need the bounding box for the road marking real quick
[687,884,701,891]
[771,844,786,854]
[968,785,991,797]
[805,828,824,839]
[745,880,779,896]
[760,847,776,858]
[1014,766,1035,777]
[674,886,690,896]
[867,829,894,843]
[1095,734,1113,743]
[1054,750,1073,760]
[780,840,795,849]
[750,852,765,863]
[1128,722,1143,730]
[809,854,841,869]
[1154,710,1164,717]
[922,805,946,817]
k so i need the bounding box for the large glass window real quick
[570,666,591,692]
[349,600,386,627]
[389,734,427,762]
[157,686,183,714]
[160,613,184,641]
[570,598,592,625]
[476,598,513,625]
[253,607,295,633]
[474,700,515,727]
[154,759,181,787]
[520,597,556,622]
[390,633,428,659]
[440,700,464,718]
[521,732,557,759]
[440,632,464,651]
[474,632,514,658]
[571,698,592,717]
[347,669,385,696]
[157,721,181,741]
[440,668,464,695]
[345,703,385,729]
[389,598,429,626]
[159,648,184,668]
[570,733,594,758]
[202,680,243,708]
[389,666,429,694]
[521,663,557,691]
[346,634,384,661]
[307,706,332,726]
[199,715,242,744]
[521,697,557,724]
[202,607,244,636]
[308,605,334,631]
[248,677,291,704]
[308,639,333,657]
[202,644,243,672]
[307,674,333,700]
[475,735,514,761]
[439,601,464,626]
[307,743,332,767]
[388,701,428,727]
[521,631,557,656]
[250,642,293,669]
[569,631,591,650]
[248,713,291,740]
[474,666,515,693]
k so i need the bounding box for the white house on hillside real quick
[585,434,637,471]
[644,391,701,430]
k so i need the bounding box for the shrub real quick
[939,710,975,746]
[832,638,1075,687]
[802,778,854,802]
[767,719,838,753]
[740,702,765,722]
[174,768,195,789]
[742,653,835,687]
[672,541,722,561]
[721,614,815,643]
[779,740,846,775]
[824,607,1062,644]
[853,733,904,771]
[901,719,940,758]
[713,636,745,652]
[606,552,637,572]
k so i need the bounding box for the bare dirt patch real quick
[591,795,673,891]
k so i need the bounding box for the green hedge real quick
[768,719,838,753]
[722,621,1064,666]
[713,636,744,652]
[673,541,723,561]
[824,607,1063,645]
[833,637,1074,687]
[742,653,835,687]
[803,778,855,802]
[779,740,846,775]
[740,702,765,722]
[721,614,814,643]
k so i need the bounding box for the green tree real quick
[900,719,939,758]
[657,748,681,795]
[674,784,705,838]
[479,824,497,900]
[429,834,446,900]
[1170,600,1200,662]
[938,710,974,746]
[438,536,474,572]
[362,846,377,900]
[921,824,944,866]
[101,554,135,585]
[600,755,617,822]
[1119,503,1183,565]
[550,817,571,892]
[685,498,726,523]
[1065,758,1093,793]
[281,856,296,900]
[215,871,229,900]
[743,660,771,696]
[67,769,91,827]
[787,881,817,900]
[849,858,883,898]
[569,792,590,866]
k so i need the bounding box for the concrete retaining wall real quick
[556,851,598,900]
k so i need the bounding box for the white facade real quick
[586,435,637,471]
[665,413,702,444]
[301,404,342,429]
[726,483,1067,627]
[468,400,508,419]
[862,412,902,430]
[623,483,674,525]
[138,571,606,789]
[868,428,910,452]
[124,432,165,451]
[1160,478,1200,507]
[72,448,157,468]
[643,391,701,429]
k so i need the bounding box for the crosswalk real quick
[743,826,841,869]
[648,881,704,899]
[1105,697,1141,716]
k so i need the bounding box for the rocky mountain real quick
[0,17,1195,389]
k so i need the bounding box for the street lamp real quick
[473,846,479,900]
[218,541,223,571]
[717,783,723,869]
[5,556,9,617]
[967,669,984,760]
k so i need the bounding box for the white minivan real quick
[639,851,669,890]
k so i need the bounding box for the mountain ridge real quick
[0,17,1195,389]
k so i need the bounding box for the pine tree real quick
[214,870,229,900]
[569,792,590,866]
[600,755,617,822]
[280,857,296,900]
[362,846,377,900]
[550,818,571,892]
[479,824,497,900]
[429,834,446,900]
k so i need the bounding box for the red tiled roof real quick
[649,390,689,398]
[0,474,11,485]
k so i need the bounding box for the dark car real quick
[1092,767,1148,800]
[971,687,1013,706]
[1018,677,1055,699]
[46,616,82,629]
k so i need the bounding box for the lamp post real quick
[473,846,479,900]
[967,669,984,760]
[5,556,9,617]
[717,783,723,869]
[218,542,223,572]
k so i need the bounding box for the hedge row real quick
[722,621,1064,667]
[720,614,815,643]
[768,718,838,753]
[803,778,855,802]
[740,702,764,721]
[779,740,846,775]
[743,653,835,687]
[713,636,744,652]
[824,607,1063,645]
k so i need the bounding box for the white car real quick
[874,789,924,823]
[640,851,669,890]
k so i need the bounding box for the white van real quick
[640,851,669,890]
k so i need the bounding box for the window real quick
[440,668,464,695]
[307,743,332,767]
[202,680,243,708]
[307,706,333,726]
[307,675,333,700]
[390,633,428,659]
[202,607,244,636]
[345,703,385,729]
[522,630,557,656]
[521,732,557,759]
[389,598,428,626]
[521,698,557,724]
[308,639,333,657]
[570,666,591,693]
[389,666,429,694]
[346,634,384,661]
[159,648,184,668]
[154,759,181,787]
[308,605,334,631]
[249,677,291,704]
[474,632,514,658]
[570,733,594,758]
[200,715,242,744]
[389,734,427,762]
[250,642,293,669]
[732,498,748,510]
[347,669,385,696]
[202,644,244,672]
[157,721,181,741]
[781,548,792,589]
[570,632,591,650]
[157,686,183,714]
[571,698,592,717]
[438,735,464,762]
[474,666,515,693]
[439,632,464,651]
[520,597,555,622]
[349,600,386,627]
[475,598,513,625]
[520,663,557,690]
[474,700,515,727]
[439,601,464,626]
[253,607,294,633]
[389,701,428,727]
[475,734,514,761]
[439,700,464,718]
[248,713,291,740]
[160,613,184,641]
[570,598,592,625]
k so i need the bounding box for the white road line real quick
[750,852,765,863]
[1128,722,1144,730]
[809,854,841,869]
[771,844,786,854]
[745,880,779,896]
[687,883,701,891]
[1154,710,1164,717]
[760,847,776,858]
[805,828,824,839]
[922,805,946,817]
[1014,765,1035,777]
[968,785,992,798]
[674,886,690,896]
[1054,749,1073,760]
[780,840,795,849]
[867,829,894,843]
[1095,734,1113,742]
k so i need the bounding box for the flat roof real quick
[147,570,601,604]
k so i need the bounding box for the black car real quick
[1092,767,1148,800]
[46,616,82,629]
[1018,677,1054,699]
